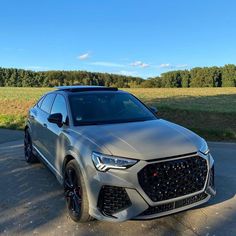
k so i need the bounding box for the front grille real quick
[138,155,208,202]
[140,192,208,216]
[97,186,131,216]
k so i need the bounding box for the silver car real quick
[25,86,216,222]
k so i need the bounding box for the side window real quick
[51,94,68,123]
[40,94,56,113]
[37,96,45,108]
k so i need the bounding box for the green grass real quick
[0,87,236,141]
[0,114,26,130]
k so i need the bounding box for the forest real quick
[0,64,236,88]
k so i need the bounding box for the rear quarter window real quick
[40,94,56,113]
[36,96,45,108]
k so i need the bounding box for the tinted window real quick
[37,96,44,108]
[69,92,157,126]
[51,94,68,123]
[40,94,56,113]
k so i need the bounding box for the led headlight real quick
[92,152,138,172]
[199,139,210,155]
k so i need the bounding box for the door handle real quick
[43,123,47,128]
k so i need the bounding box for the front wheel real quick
[64,160,93,222]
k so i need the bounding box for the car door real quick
[34,93,56,159]
[29,96,44,147]
[44,94,69,169]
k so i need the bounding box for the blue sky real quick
[1,0,236,78]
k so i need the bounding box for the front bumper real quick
[86,152,215,222]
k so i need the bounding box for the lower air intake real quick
[97,185,131,216]
[140,192,208,216]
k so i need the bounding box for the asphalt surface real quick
[0,129,23,144]
[0,129,236,236]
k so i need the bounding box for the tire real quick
[24,129,38,163]
[64,159,93,222]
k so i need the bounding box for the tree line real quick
[146,64,236,88]
[0,68,143,88]
[0,64,236,88]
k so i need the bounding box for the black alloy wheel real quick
[64,160,92,222]
[24,130,37,163]
[64,167,82,218]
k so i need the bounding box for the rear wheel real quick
[24,129,38,163]
[64,160,92,222]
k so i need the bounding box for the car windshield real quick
[69,92,157,126]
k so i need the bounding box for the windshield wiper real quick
[77,121,103,126]
[76,118,153,126]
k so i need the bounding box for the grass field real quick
[0,87,236,141]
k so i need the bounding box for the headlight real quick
[199,139,210,155]
[92,152,138,172]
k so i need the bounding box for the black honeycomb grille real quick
[140,192,208,216]
[97,186,131,216]
[138,155,208,202]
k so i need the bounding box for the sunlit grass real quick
[125,88,236,113]
[0,87,236,140]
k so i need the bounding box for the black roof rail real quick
[55,86,118,92]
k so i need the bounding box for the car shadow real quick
[0,140,65,234]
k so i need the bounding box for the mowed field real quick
[0,87,236,141]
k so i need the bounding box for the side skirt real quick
[32,145,64,185]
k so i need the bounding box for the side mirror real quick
[48,113,63,127]
[149,106,158,114]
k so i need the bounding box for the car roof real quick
[55,85,118,92]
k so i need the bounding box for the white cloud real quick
[25,66,48,71]
[130,61,143,66]
[119,70,138,76]
[88,61,125,68]
[77,52,90,60]
[140,63,149,68]
[130,61,149,68]
[159,63,171,68]
[176,64,188,68]
[158,63,188,69]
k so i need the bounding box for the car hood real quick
[73,119,203,161]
